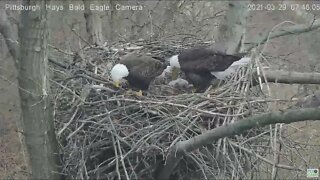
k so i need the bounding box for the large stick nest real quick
[51,39,270,180]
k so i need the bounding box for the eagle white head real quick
[168,55,180,68]
[110,64,129,87]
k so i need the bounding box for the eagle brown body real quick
[120,54,166,90]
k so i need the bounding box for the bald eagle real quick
[168,47,250,92]
[110,54,167,94]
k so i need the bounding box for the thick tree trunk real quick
[18,0,60,179]
[153,1,181,39]
[214,1,249,54]
[83,0,104,45]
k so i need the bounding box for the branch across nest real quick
[51,40,271,179]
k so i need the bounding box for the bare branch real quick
[229,141,302,171]
[256,69,320,85]
[156,107,320,180]
[246,19,320,51]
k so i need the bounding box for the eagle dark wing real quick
[120,54,166,89]
[179,48,244,73]
[134,57,165,81]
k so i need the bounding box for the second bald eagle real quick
[168,47,250,92]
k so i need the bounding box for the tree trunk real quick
[214,1,249,54]
[18,0,61,179]
[83,0,104,45]
[0,10,19,67]
[153,1,181,39]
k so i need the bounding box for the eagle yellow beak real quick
[113,80,120,88]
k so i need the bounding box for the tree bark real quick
[18,0,61,179]
[0,10,19,67]
[153,1,181,39]
[214,1,249,54]
[155,107,320,180]
[83,0,104,45]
